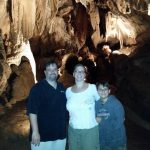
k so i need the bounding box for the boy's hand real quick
[96,117,102,123]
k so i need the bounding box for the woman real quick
[66,63,100,150]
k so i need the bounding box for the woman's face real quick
[73,65,86,82]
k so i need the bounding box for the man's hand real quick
[29,114,40,146]
[31,131,40,146]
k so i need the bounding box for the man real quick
[27,59,68,150]
[95,81,127,150]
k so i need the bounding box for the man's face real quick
[97,85,110,100]
[44,63,58,81]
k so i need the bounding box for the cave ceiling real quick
[0,0,150,52]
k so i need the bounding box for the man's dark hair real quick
[44,59,58,70]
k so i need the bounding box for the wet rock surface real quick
[0,101,150,150]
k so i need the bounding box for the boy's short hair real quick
[96,81,110,89]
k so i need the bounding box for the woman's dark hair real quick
[65,55,79,74]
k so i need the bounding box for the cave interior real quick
[0,0,150,148]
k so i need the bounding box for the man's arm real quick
[29,113,40,146]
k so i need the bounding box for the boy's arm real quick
[111,101,125,129]
[96,116,102,123]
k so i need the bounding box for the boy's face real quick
[97,84,110,100]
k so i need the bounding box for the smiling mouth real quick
[50,74,56,76]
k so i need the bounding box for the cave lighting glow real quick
[106,16,136,49]
[22,41,37,83]
[148,4,150,16]
[13,118,30,136]
[7,39,37,83]
[116,18,134,38]
[75,0,87,7]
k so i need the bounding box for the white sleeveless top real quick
[66,84,100,129]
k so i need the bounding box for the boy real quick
[95,81,127,150]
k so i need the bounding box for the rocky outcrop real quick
[6,57,35,108]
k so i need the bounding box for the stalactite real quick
[75,0,87,7]
[0,30,6,60]
[148,3,150,15]
[49,16,71,42]
[73,2,89,48]
[106,11,137,49]
[45,0,58,31]
[11,0,36,39]
[7,0,13,22]
[34,0,47,35]
[115,0,126,13]
[96,0,110,38]
[35,0,58,35]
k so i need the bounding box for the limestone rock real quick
[9,57,35,104]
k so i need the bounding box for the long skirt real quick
[68,125,100,150]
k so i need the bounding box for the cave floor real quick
[0,101,150,150]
